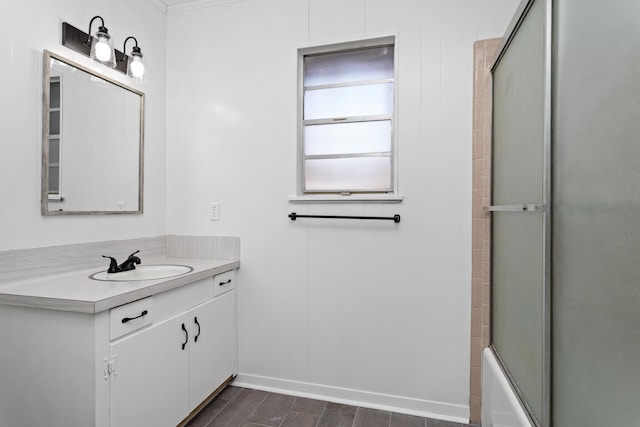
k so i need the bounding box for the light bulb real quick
[129,57,145,78]
[126,45,146,80]
[90,26,116,68]
[94,40,111,62]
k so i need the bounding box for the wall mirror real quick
[41,50,144,215]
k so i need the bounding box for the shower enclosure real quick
[487,0,640,426]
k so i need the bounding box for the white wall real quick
[0,0,167,251]
[0,0,519,419]
[166,0,518,420]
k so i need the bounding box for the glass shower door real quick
[490,0,550,425]
[552,0,640,425]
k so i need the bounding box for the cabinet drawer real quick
[110,297,153,340]
[213,270,235,297]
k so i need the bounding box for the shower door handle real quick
[483,204,545,212]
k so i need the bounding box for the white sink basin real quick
[90,265,193,282]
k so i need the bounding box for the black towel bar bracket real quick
[288,212,400,223]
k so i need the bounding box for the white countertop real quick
[0,257,240,314]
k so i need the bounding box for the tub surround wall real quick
[166,0,519,421]
[470,37,501,423]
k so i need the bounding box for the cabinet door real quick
[189,290,237,409]
[110,313,190,427]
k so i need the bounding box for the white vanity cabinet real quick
[110,310,190,427]
[188,290,237,408]
[0,268,238,427]
[109,272,237,427]
[109,271,238,427]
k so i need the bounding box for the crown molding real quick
[166,0,244,14]
[147,0,168,14]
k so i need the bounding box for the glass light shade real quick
[127,52,145,79]
[90,29,116,68]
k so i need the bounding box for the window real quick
[297,37,397,198]
[48,76,63,200]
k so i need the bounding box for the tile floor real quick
[186,386,480,427]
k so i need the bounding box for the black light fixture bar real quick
[288,212,401,223]
[61,22,128,74]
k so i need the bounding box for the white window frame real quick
[48,75,64,202]
[291,35,402,203]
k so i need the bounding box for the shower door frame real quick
[488,0,552,426]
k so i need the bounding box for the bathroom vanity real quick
[0,240,239,427]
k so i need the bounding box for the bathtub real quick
[481,347,533,427]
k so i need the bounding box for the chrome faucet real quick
[102,250,141,273]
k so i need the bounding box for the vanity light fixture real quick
[61,16,116,68]
[121,36,145,79]
[61,17,147,78]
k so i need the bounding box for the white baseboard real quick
[232,373,469,424]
